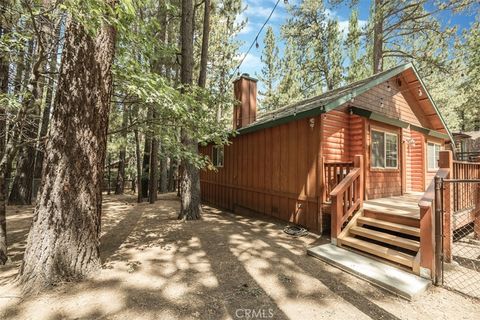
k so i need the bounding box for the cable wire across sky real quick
[229,0,285,82]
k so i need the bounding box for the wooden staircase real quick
[337,209,421,271]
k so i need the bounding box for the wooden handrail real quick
[418,168,449,208]
[324,161,353,165]
[417,151,452,279]
[330,169,360,196]
[330,155,364,244]
[323,160,354,203]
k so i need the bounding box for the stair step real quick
[350,226,420,252]
[358,216,420,237]
[339,236,415,268]
[363,209,420,228]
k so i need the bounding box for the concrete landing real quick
[307,244,431,300]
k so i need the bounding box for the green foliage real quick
[258,26,280,112]
[345,9,368,83]
[277,38,302,106]
[282,0,344,98]
[109,0,235,170]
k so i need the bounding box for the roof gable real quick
[238,63,453,142]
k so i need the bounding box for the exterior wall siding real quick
[425,135,445,188]
[200,115,322,232]
[410,130,425,192]
[353,79,430,128]
[200,78,450,231]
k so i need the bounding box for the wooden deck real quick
[363,193,423,219]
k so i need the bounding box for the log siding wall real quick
[410,130,425,192]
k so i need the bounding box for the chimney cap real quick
[233,73,258,83]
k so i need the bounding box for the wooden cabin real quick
[200,63,480,280]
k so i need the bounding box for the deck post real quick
[353,155,364,208]
[434,176,443,285]
[438,151,453,262]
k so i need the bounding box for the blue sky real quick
[234,0,478,80]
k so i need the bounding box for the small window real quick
[212,146,224,167]
[427,142,441,170]
[371,130,398,169]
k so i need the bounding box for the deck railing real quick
[456,151,480,162]
[452,160,480,212]
[330,155,364,243]
[420,151,480,279]
[323,160,354,203]
[418,162,450,279]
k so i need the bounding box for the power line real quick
[229,0,284,82]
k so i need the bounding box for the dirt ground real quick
[0,193,479,320]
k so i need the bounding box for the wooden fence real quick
[452,160,480,212]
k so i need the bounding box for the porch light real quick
[309,118,315,129]
[418,87,423,97]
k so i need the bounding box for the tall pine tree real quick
[258,26,280,111]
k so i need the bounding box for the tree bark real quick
[178,0,201,220]
[0,0,10,265]
[167,158,178,192]
[33,28,62,186]
[19,4,117,292]
[115,104,128,195]
[148,138,158,203]
[159,149,168,193]
[197,0,210,88]
[133,117,143,203]
[141,109,152,199]
[373,0,384,74]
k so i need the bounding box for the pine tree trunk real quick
[8,143,36,204]
[141,108,152,199]
[34,34,61,185]
[167,158,178,192]
[115,104,128,195]
[178,0,202,220]
[159,148,168,193]
[0,166,8,265]
[115,149,126,194]
[373,0,384,74]
[19,7,117,292]
[197,0,210,88]
[133,123,143,203]
[0,0,9,264]
[148,138,158,203]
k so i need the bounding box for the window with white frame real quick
[212,146,224,167]
[427,142,441,170]
[371,130,398,169]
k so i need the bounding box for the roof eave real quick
[409,63,455,144]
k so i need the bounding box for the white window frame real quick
[212,146,224,168]
[427,142,441,170]
[371,129,399,169]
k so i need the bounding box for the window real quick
[371,130,398,169]
[427,142,441,170]
[212,146,224,167]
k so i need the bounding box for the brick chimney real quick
[233,73,257,130]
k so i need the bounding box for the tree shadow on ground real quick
[0,194,476,319]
